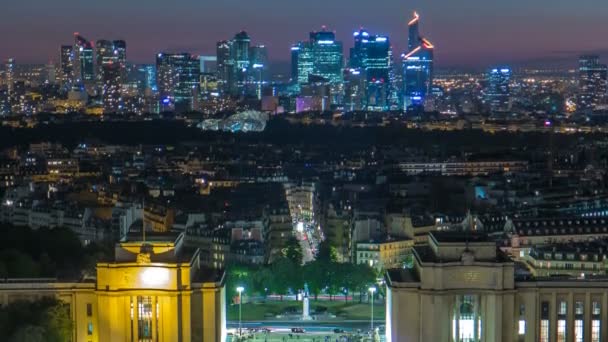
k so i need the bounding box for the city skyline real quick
[2,0,608,68]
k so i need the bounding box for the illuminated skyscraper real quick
[59,45,74,86]
[350,29,391,110]
[102,63,122,113]
[578,55,608,110]
[216,40,234,94]
[248,45,268,99]
[96,40,127,95]
[310,30,343,84]
[5,58,15,97]
[73,34,95,87]
[232,31,251,96]
[216,32,267,98]
[156,53,200,113]
[292,29,343,105]
[485,67,512,112]
[402,12,434,111]
[293,30,343,84]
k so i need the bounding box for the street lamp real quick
[236,286,244,337]
[369,286,377,335]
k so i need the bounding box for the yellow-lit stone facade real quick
[0,236,226,342]
[386,232,608,342]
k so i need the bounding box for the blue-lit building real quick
[350,29,391,111]
[485,67,512,113]
[402,12,434,111]
[292,29,343,105]
[156,53,200,113]
[292,30,343,85]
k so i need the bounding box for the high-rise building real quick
[73,34,95,91]
[350,29,391,111]
[95,40,127,99]
[402,12,434,111]
[156,53,200,113]
[102,63,123,113]
[216,40,234,95]
[293,30,343,84]
[5,58,15,97]
[578,55,608,110]
[95,40,127,85]
[310,30,343,84]
[249,45,268,99]
[292,42,313,85]
[485,67,512,112]
[344,68,366,111]
[59,45,74,86]
[232,31,250,96]
[216,33,267,98]
[292,29,343,105]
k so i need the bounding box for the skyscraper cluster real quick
[216,32,268,99]
[59,34,127,113]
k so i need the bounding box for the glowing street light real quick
[236,286,244,337]
[369,286,377,335]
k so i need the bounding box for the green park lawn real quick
[226,299,385,321]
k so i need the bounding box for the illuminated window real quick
[540,320,549,342]
[575,301,584,315]
[593,301,601,316]
[518,320,526,335]
[87,322,93,335]
[138,296,153,342]
[557,320,566,342]
[575,319,583,342]
[452,295,481,342]
[592,320,601,342]
[558,301,567,316]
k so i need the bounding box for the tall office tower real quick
[113,40,127,77]
[102,63,123,113]
[96,40,127,92]
[292,29,343,104]
[350,29,391,111]
[290,44,301,82]
[5,59,15,97]
[59,45,74,86]
[73,34,95,91]
[216,40,234,95]
[232,31,251,96]
[402,12,434,111]
[249,45,268,99]
[96,40,114,87]
[308,30,343,84]
[344,68,366,111]
[156,53,200,113]
[578,55,608,110]
[45,61,56,84]
[485,67,512,112]
[292,42,313,85]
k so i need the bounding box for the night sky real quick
[2,0,608,68]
